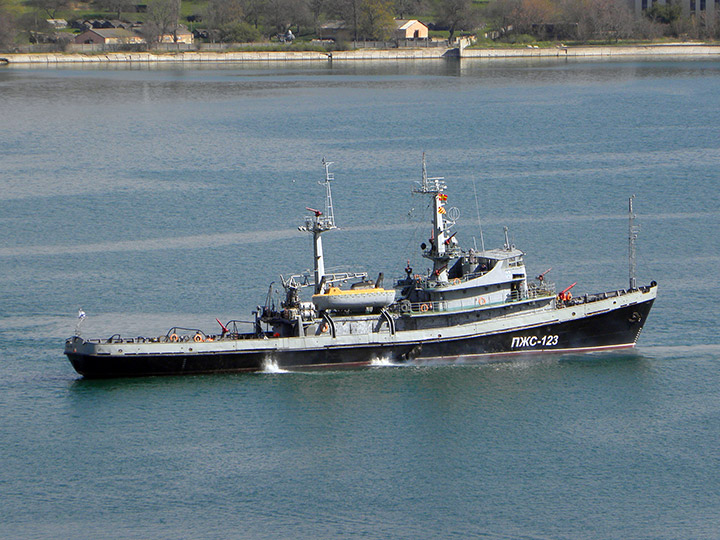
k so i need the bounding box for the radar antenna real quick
[414,152,446,194]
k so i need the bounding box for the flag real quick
[78,309,86,320]
[438,194,448,201]
[438,207,446,214]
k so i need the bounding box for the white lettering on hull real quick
[510,335,559,348]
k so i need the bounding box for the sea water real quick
[1,58,719,539]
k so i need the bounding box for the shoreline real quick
[2,43,720,65]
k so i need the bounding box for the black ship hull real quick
[66,297,654,379]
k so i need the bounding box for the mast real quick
[414,153,450,281]
[628,195,638,291]
[298,159,337,294]
[322,158,336,226]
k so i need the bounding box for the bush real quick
[218,21,261,43]
[646,2,682,25]
[505,33,536,44]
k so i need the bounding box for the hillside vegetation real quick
[1,0,718,52]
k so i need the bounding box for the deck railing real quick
[401,282,556,315]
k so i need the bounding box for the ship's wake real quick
[638,344,720,358]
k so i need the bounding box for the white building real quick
[630,0,719,16]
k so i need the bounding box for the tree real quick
[556,0,587,40]
[205,0,244,30]
[358,0,395,40]
[307,0,326,33]
[0,0,18,51]
[483,0,520,34]
[394,0,426,19]
[241,0,264,29]
[335,0,361,41]
[217,20,262,41]
[204,0,266,42]
[432,0,478,42]
[96,0,135,20]
[261,0,312,34]
[695,10,720,40]
[287,0,313,34]
[590,0,634,42]
[25,0,70,19]
[645,0,682,25]
[144,0,180,44]
[516,0,555,36]
[631,14,664,40]
[18,10,51,41]
[557,0,633,42]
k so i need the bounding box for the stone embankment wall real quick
[461,43,720,58]
[2,43,720,64]
[0,51,332,64]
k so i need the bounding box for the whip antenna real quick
[628,195,638,290]
[473,180,485,253]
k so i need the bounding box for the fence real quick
[13,39,452,55]
[67,42,195,53]
[352,39,449,49]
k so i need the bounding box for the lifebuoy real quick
[169,333,179,342]
[478,297,487,305]
[452,278,461,285]
[420,303,430,312]
[320,323,329,333]
[193,334,204,343]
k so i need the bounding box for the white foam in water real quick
[261,359,290,374]
[370,355,399,367]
